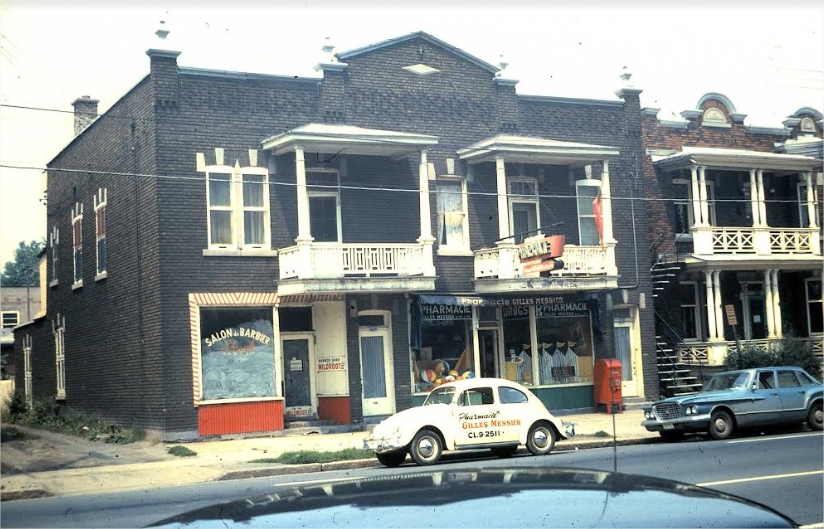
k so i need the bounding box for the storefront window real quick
[200,307,276,401]
[535,302,593,385]
[502,305,532,385]
[414,302,473,393]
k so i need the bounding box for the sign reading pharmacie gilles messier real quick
[519,234,565,276]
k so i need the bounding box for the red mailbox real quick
[594,359,623,414]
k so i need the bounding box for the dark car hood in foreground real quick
[148,467,795,528]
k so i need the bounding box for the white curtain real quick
[437,182,464,247]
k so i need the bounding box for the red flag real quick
[592,193,604,246]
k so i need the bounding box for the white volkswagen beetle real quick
[364,378,572,467]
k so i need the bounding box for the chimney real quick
[72,95,99,136]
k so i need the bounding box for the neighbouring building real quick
[15,27,721,440]
[2,279,43,380]
[644,93,823,392]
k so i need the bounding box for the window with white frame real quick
[679,281,701,340]
[94,188,107,277]
[436,177,469,251]
[307,169,341,243]
[24,335,33,409]
[508,178,539,243]
[797,182,818,228]
[576,179,601,246]
[1,311,20,329]
[806,278,822,334]
[206,165,270,249]
[71,203,83,287]
[50,226,59,285]
[54,314,66,400]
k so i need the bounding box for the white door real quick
[614,306,642,397]
[359,311,395,416]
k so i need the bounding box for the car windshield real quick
[423,386,456,405]
[703,372,751,392]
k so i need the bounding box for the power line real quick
[0,163,817,205]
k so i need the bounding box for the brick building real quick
[14,30,659,439]
[644,93,823,391]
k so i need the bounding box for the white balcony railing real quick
[279,243,427,280]
[474,244,609,279]
[694,227,821,256]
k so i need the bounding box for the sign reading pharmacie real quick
[420,294,589,317]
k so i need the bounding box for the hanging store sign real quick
[519,234,565,276]
[421,303,472,320]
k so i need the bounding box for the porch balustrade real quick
[678,335,823,366]
[279,243,427,279]
[692,226,821,256]
[474,244,608,279]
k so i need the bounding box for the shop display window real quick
[414,312,474,393]
[200,307,276,401]
[502,305,532,385]
[535,310,594,385]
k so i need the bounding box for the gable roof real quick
[337,31,499,74]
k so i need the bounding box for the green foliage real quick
[5,398,146,443]
[0,425,39,442]
[257,448,374,465]
[1,353,11,380]
[1,239,44,287]
[591,430,612,438]
[6,391,27,418]
[167,445,197,457]
[724,333,822,379]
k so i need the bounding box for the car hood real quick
[148,467,795,528]
[653,389,749,406]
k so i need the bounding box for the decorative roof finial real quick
[155,19,170,41]
[620,65,633,87]
[321,36,337,63]
[496,54,509,78]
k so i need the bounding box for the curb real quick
[1,488,53,502]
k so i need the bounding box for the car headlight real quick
[644,410,653,420]
[685,406,697,415]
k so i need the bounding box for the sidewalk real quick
[0,409,657,501]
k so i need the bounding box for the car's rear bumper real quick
[642,414,711,432]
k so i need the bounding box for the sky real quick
[1,0,822,267]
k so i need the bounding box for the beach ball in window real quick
[462,370,475,379]
[429,359,449,376]
[421,368,437,383]
[448,369,459,377]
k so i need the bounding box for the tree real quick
[1,239,44,286]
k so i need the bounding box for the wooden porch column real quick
[295,145,312,242]
[805,172,818,229]
[495,155,510,239]
[749,169,760,226]
[705,271,718,340]
[698,166,710,226]
[771,270,783,338]
[713,271,724,341]
[690,166,702,226]
[600,160,618,276]
[756,169,768,228]
[418,150,436,276]
[764,269,775,339]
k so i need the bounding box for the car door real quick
[740,370,782,426]
[775,370,808,422]
[453,386,517,448]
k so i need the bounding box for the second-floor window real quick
[436,178,468,251]
[71,203,83,287]
[307,169,341,243]
[1,311,20,329]
[94,188,107,277]
[54,315,66,400]
[50,226,59,285]
[797,182,818,228]
[576,180,601,246]
[206,166,270,250]
[679,281,701,340]
[672,178,716,228]
[509,178,539,244]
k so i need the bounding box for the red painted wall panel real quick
[198,400,284,436]
[318,396,351,425]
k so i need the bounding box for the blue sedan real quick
[642,366,823,441]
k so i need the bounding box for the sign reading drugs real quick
[519,234,565,276]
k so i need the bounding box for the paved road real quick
[2,431,821,528]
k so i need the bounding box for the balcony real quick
[692,226,821,258]
[277,242,436,296]
[678,336,823,367]
[473,243,617,294]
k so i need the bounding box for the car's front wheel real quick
[410,429,443,466]
[708,410,734,440]
[808,402,823,431]
[526,422,556,455]
[376,450,407,468]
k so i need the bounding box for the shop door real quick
[360,319,395,417]
[613,306,641,397]
[479,329,499,379]
[282,336,315,419]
